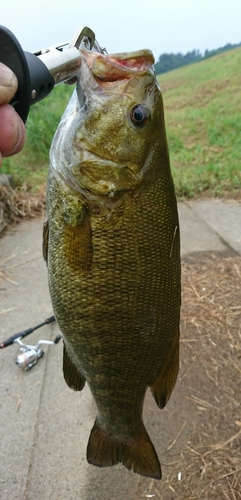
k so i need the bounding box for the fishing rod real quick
[0,315,56,348]
[0,316,62,370]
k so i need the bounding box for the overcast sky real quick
[1,0,241,62]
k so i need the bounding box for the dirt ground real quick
[145,253,241,500]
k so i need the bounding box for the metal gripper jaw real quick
[0,25,103,122]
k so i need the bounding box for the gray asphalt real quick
[0,198,240,500]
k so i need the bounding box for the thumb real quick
[0,63,18,105]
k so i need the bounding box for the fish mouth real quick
[80,48,155,82]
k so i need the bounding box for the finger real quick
[0,104,26,158]
[0,63,18,105]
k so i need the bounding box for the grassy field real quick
[1,47,241,198]
[159,47,241,198]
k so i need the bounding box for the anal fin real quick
[150,337,179,409]
[63,343,86,391]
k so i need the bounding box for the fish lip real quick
[80,47,155,82]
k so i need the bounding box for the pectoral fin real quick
[63,342,86,391]
[43,220,49,263]
[150,337,179,409]
[64,207,93,273]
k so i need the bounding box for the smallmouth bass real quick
[44,43,181,480]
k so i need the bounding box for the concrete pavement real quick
[0,198,240,500]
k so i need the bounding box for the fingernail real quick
[0,63,17,88]
[12,116,26,154]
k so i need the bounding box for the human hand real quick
[0,63,26,166]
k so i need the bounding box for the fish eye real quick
[130,104,150,128]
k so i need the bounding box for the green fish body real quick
[44,46,181,480]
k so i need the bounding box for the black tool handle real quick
[0,26,55,122]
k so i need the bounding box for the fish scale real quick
[47,165,179,441]
[45,46,181,479]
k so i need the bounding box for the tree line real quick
[154,42,241,75]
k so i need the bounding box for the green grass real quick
[1,84,73,190]
[159,47,241,197]
[2,48,241,198]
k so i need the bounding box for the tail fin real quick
[87,419,161,480]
